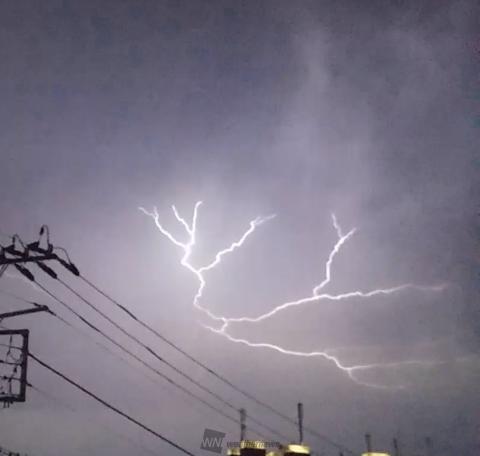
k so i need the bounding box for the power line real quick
[53,277,288,442]
[1,237,293,444]
[15,258,266,436]
[3,234,352,453]
[29,279,253,435]
[28,352,197,456]
[0,286,259,439]
[1,290,241,444]
[13,252,282,440]
[80,275,354,454]
[4,292,217,419]
[28,383,159,456]
[0,288,33,304]
[0,288,127,363]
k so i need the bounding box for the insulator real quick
[37,262,57,279]
[14,264,34,282]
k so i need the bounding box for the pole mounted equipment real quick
[0,329,29,404]
[0,228,80,282]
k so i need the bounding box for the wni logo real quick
[201,428,226,454]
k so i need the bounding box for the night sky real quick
[0,1,479,456]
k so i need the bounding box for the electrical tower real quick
[0,227,78,406]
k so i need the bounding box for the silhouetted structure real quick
[362,433,391,456]
[283,403,311,456]
[240,440,266,456]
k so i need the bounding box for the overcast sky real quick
[0,1,479,456]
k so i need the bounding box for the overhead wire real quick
[0,286,257,442]
[2,237,286,442]
[79,274,354,454]
[54,276,287,442]
[0,287,145,373]
[0,288,230,429]
[28,382,160,456]
[0,331,23,401]
[2,234,353,453]
[29,278,256,437]
[29,352,197,456]
[0,287,244,448]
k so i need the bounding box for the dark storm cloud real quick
[0,1,479,456]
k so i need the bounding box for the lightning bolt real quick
[139,202,275,324]
[140,202,446,388]
[203,327,444,389]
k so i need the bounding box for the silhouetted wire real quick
[4,237,348,452]
[5,335,23,364]
[30,279,257,436]
[0,289,128,366]
[0,286,261,441]
[55,277,286,442]
[0,288,32,304]
[2,242,287,443]
[17,297,222,422]
[0,359,21,367]
[28,353,197,456]
[0,287,120,358]
[0,333,23,400]
[2,296,241,449]
[0,343,22,351]
[28,383,159,456]
[79,275,354,454]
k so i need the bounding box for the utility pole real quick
[239,408,267,456]
[0,227,79,283]
[0,227,78,406]
[365,434,372,453]
[297,403,304,445]
[392,438,400,456]
[240,408,246,441]
[284,403,310,456]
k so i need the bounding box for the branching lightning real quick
[140,202,446,388]
[139,202,275,324]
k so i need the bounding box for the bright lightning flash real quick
[140,202,446,389]
[139,202,275,324]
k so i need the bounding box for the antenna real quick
[240,408,246,441]
[297,403,304,444]
[393,438,400,456]
[365,434,372,453]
